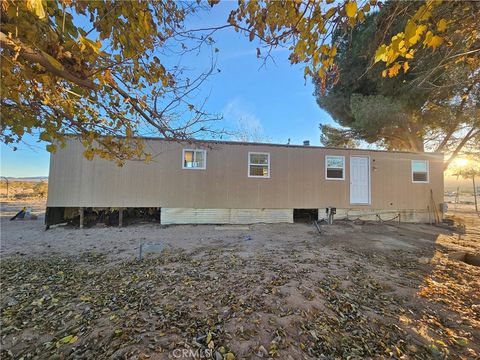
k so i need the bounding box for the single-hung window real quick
[412,160,429,183]
[182,149,206,169]
[248,152,270,178]
[325,155,345,180]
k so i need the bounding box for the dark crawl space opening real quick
[46,207,161,227]
[293,209,318,223]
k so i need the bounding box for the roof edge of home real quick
[144,137,444,156]
[66,134,444,156]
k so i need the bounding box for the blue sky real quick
[1,2,334,177]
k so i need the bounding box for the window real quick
[325,155,345,180]
[182,149,206,169]
[248,152,270,178]
[412,160,429,183]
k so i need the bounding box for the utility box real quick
[440,203,448,213]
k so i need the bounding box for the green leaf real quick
[40,50,64,71]
[59,335,78,344]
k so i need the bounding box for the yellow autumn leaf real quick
[329,45,337,57]
[79,35,102,55]
[319,45,329,55]
[412,4,432,22]
[312,51,319,66]
[403,61,409,73]
[345,2,357,18]
[437,19,447,32]
[303,66,311,78]
[358,10,365,22]
[39,132,50,141]
[84,149,95,161]
[427,35,443,50]
[26,0,45,19]
[388,62,401,77]
[405,22,427,46]
[374,44,387,63]
[404,20,417,43]
[317,67,325,78]
[324,7,336,19]
[69,336,78,344]
[46,144,57,153]
[405,49,415,59]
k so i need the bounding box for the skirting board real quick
[161,208,293,225]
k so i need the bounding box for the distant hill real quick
[3,176,48,182]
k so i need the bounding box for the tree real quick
[33,181,48,198]
[226,1,477,87]
[1,0,221,163]
[312,2,479,166]
[3,0,479,164]
[225,0,479,163]
[319,124,359,148]
[449,158,480,214]
[233,118,271,143]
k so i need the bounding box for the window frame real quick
[182,149,207,170]
[325,155,345,181]
[411,160,429,183]
[248,152,270,178]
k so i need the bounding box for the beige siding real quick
[47,139,444,210]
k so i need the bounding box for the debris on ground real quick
[1,203,479,359]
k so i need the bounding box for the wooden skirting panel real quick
[329,208,441,223]
[161,208,293,225]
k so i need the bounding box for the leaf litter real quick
[1,213,479,359]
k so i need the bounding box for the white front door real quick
[350,156,370,204]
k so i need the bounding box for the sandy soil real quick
[1,200,479,359]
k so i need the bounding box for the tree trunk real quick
[473,175,478,214]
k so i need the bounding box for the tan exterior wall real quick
[47,139,444,211]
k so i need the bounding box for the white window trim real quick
[248,152,270,178]
[411,160,429,183]
[182,149,207,170]
[325,155,345,180]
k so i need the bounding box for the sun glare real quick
[455,158,469,167]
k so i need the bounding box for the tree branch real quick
[444,127,480,169]
[0,31,98,91]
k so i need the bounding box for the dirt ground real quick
[1,200,479,359]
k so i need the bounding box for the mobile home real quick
[46,138,444,225]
